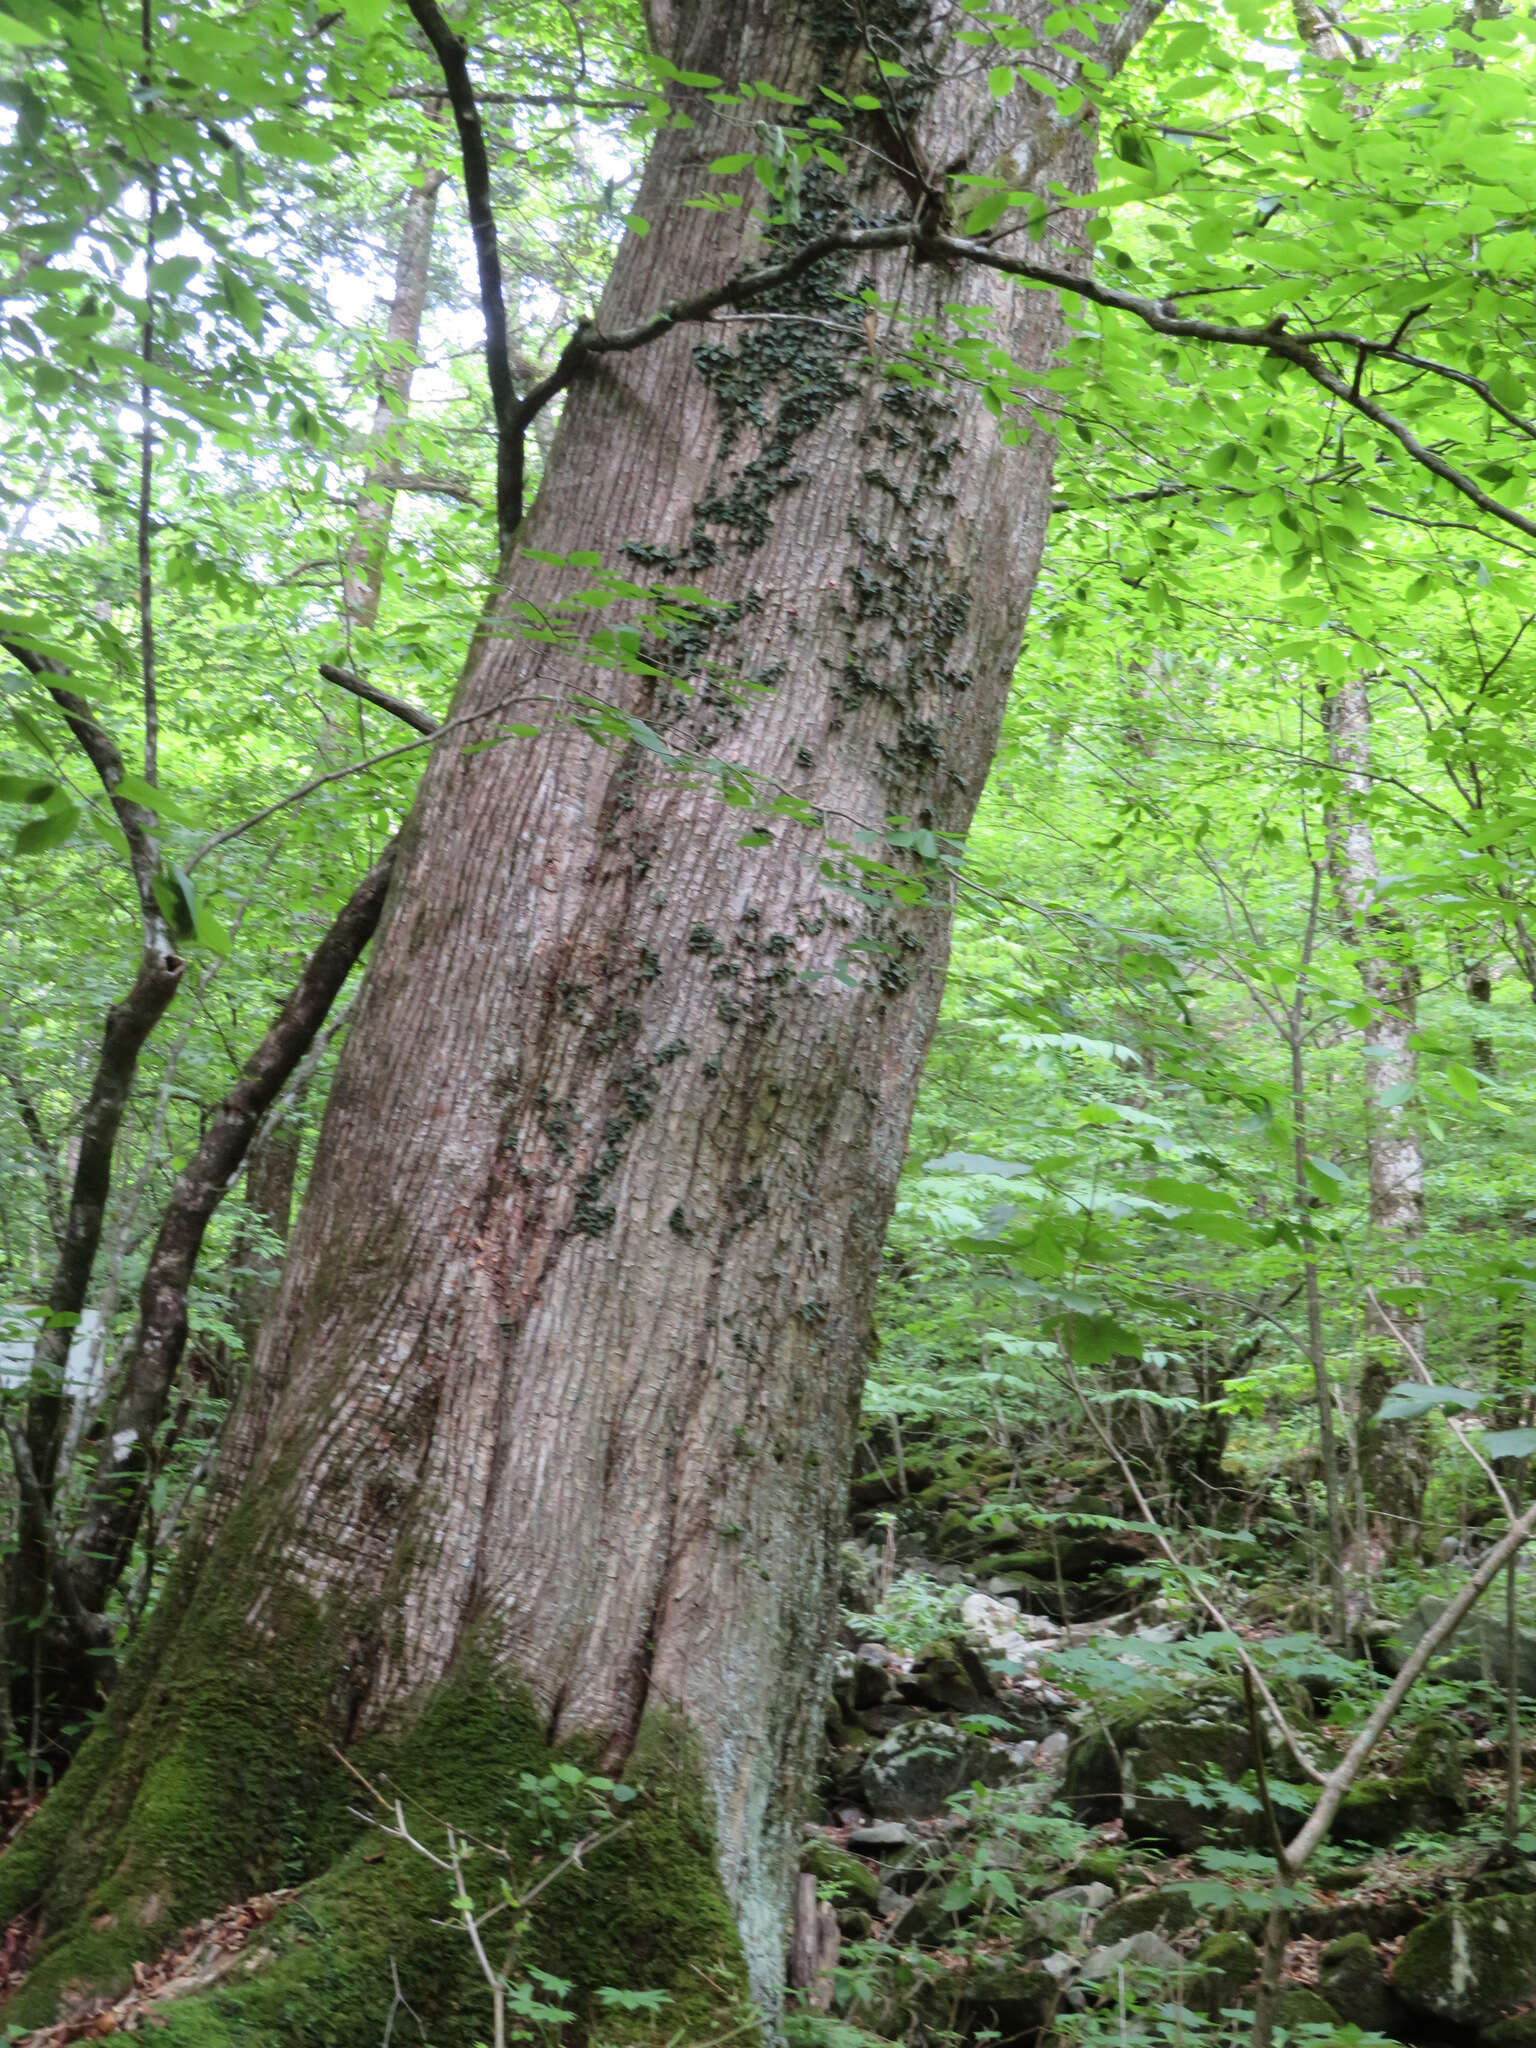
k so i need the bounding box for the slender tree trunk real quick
[1287,868,1349,1642]
[1,853,390,1772]
[1325,677,1429,1555]
[0,4,1156,2035]
[229,1105,304,1366]
[342,162,444,630]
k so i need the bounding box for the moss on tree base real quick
[0,1591,754,2045]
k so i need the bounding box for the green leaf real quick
[0,773,57,804]
[14,801,79,853]
[1480,1428,1536,1462]
[0,11,50,42]
[1376,1383,1482,1423]
[1442,1062,1482,1104]
[113,771,196,825]
[249,121,338,168]
[962,191,1011,236]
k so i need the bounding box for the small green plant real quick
[845,1569,963,1656]
[367,1763,668,2048]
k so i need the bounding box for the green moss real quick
[800,1837,880,1909]
[4,1644,754,2048]
[1186,1930,1258,2016]
[6,1534,344,2026]
[1096,1886,1198,1945]
[1276,1985,1341,2029]
[1394,1894,1536,2028]
[1064,1848,1127,1893]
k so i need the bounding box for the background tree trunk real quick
[1325,676,1429,1555]
[0,5,1153,2033]
[342,162,445,630]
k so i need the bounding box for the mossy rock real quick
[1336,1751,1466,1849]
[1486,2016,1536,2048]
[946,1960,1058,2048]
[1185,1929,1259,2015]
[1400,1713,1472,1807]
[859,1718,1002,1819]
[1065,1849,1128,1893]
[800,1838,880,1910]
[1276,1985,1341,2030]
[1063,1680,1281,1850]
[901,1637,995,1714]
[1336,1775,1412,1848]
[1318,1930,1395,2032]
[1393,1893,1536,2028]
[1097,1885,1199,1945]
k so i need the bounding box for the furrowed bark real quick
[0,3,1161,2033]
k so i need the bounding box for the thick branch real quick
[69,841,398,1615]
[402,0,519,546]
[500,221,1536,550]
[318,663,441,735]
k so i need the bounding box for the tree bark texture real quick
[0,3,1153,2030]
[1325,676,1429,1552]
[342,163,445,628]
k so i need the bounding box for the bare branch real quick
[70,843,397,1616]
[402,0,520,546]
[497,216,1536,549]
[2,1067,66,1247]
[318,663,441,735]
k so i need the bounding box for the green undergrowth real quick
[0,1535,753,2045]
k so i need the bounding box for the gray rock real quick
[1043,1882,1115,1919]
[859,1718,997,1819]
[1080,1932,1181,1982]
[1035,1730,1069,1771]
[1382,1595,1536,1697]
[846,1820,915,1851]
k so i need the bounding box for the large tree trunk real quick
[0,5,1147,2034]
[1325,676,1429,1555]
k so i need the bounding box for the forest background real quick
[4,0,1536,2043]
